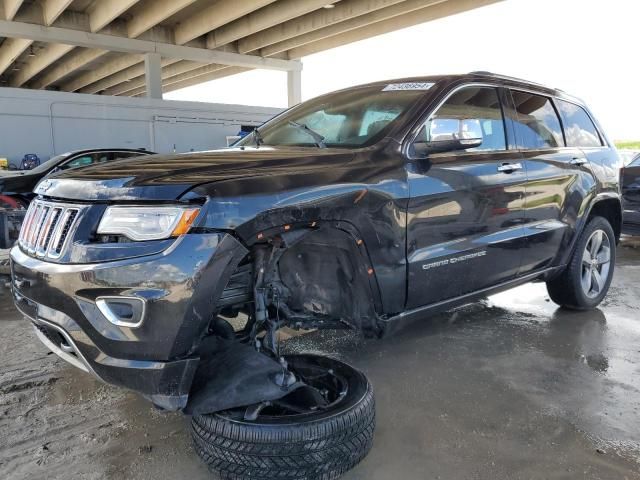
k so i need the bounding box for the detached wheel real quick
[191,355,375,480]
[547,216,616,309]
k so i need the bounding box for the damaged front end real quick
[185,224,383,416]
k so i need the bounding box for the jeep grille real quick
[19,200,82,259]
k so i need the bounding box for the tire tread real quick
[547,216,615,310]
[191,368,375,480]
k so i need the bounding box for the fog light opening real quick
[96,296,146,328]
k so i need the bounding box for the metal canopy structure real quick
[0,0,501,105]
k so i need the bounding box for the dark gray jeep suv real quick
[11,72,622,480]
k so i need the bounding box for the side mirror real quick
[411,118,483,157]
[413,137,483,156]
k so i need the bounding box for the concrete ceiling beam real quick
[264,0,447,57]
[88,0,140,33]
[287,0,504,59]
[9,42,74,86]
[206,0,338,50]
[2,0,24,21]
[29,48,108,89]
[239,0,406,54]
[126,0,198,38]
[173,0,277,45]
[42,0,73,26]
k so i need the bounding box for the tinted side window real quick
[114,151,145,159]
[422,86,506,152]
[61,154,95,170]
[556,100,603,148]
[511,91,563,149]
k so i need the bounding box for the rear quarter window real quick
[556,100,603,148]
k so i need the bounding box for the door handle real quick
[497,162,523,173]
[570,157,587,165]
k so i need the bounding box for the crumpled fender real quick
[184,337,297,415]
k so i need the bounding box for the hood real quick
[36,147,357,201]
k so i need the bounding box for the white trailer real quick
[0,87,281,166]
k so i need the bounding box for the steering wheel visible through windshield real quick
[236,85,429,149]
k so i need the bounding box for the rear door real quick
[508,90,598,274]
[405,85,528,309]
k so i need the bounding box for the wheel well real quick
[275,227,378,330]
[215,225,382,336]
[589,198,622,242]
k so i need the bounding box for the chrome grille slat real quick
[31,206,51,254]
[18,200,84,260]
[27,205,45,253]
[50,209,79,258]
[18,204,37,245]
[36,207,62,257]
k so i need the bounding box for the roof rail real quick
[468,71,557,91]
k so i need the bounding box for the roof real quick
[320,71,581,103]
[0,0,504,98]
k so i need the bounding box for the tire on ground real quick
[547,215,616,310]
[190,355,375,480]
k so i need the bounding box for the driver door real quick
[405,85,528,309]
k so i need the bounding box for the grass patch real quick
[615,141,640,150]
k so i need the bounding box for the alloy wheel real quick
[581,229,611,298]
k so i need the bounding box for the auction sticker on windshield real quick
[383,82,434,91]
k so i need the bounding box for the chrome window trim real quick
[403,81,610,159]
[508,86,607,150]
[403,82,509,159]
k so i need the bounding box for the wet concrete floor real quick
[1,239,640,479]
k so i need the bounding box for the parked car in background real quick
[0,148,154,208]
[0,148,154,274]
[622,151,640,234]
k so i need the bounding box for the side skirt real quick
[380,266,563,337]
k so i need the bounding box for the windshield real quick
[28,153,71,174]
[236,85,430,149]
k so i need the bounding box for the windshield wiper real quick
[288,121,326,148]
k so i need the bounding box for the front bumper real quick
[10,233,247,410]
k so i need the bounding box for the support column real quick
[144,52,162,99]
[287,67,302,107]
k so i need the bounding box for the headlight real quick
[97,206,200,241]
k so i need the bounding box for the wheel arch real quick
[556,193,623,271]
[586,195,622,243]
[257,222,384,332]
[216,220,385,336]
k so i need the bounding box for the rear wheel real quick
[191,354,375,480]
[547,216,615,309]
